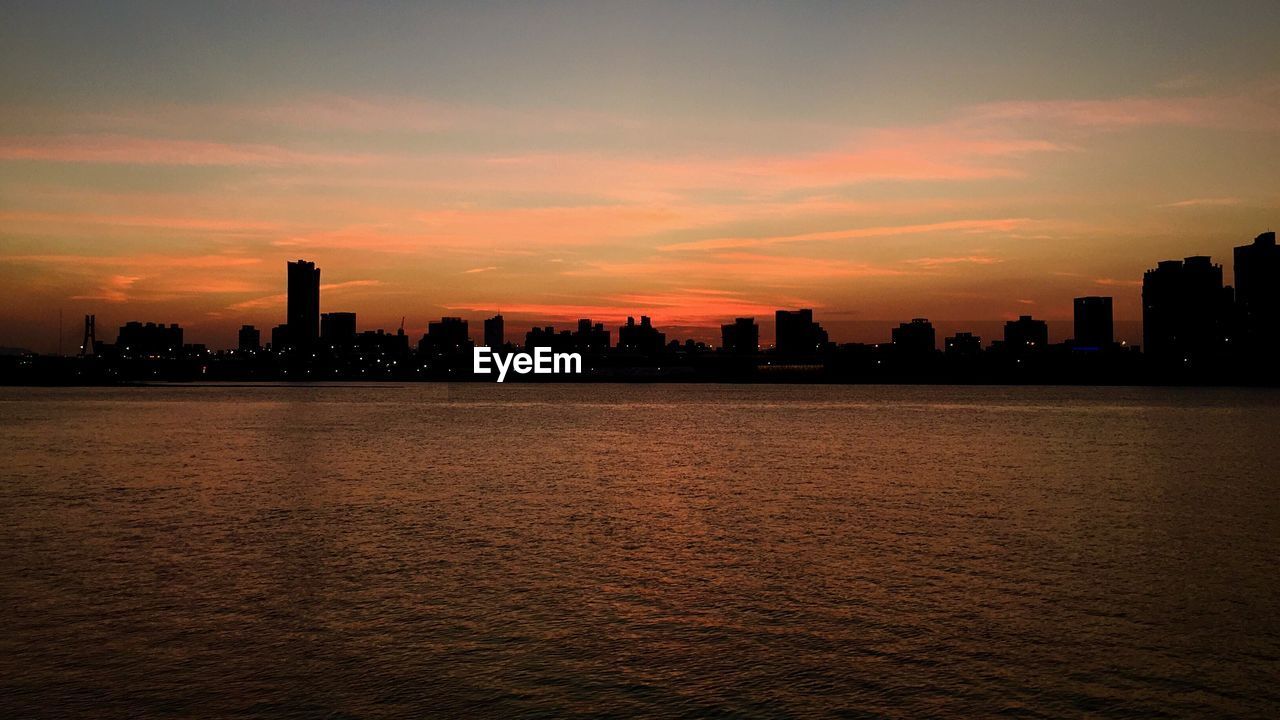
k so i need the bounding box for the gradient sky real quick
[2,1,1279,351]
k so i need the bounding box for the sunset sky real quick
[2,1,1279,351]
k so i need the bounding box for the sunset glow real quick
[2,2,1278,351]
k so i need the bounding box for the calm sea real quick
[1,384,1277,718]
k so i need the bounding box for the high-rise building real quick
[524,326,576,353]
[1073,296,1113,349]
[1143,256,1233,362]
[116,322,183,357]
[574,319,610,353]
[1234,231,1279,356]
[483,314,505,348]
[891,318,936,354]
[286,259,320,349]
[270,324,288,351]
[321,312,357,346]
[618,315,666,355]
[357,328,411,363]
[775,309,829,354]
[238,325,261,352]
[721,317,759,354]
[420,317,471,356]
[1004,315,1048,351]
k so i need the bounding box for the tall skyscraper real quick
[1143,256,1232,363]
[1234,231,1279,356]
[1073,296,1113,349]
[484,314,505,348]
[286,259,320,349]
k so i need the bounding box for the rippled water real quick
[1,384,1278,718]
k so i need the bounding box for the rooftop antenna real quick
[58,308,63,357]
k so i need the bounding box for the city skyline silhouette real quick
[4,230,1276,385]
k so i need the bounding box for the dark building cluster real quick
[1141,233,1280,375]
[5,232,1279,385]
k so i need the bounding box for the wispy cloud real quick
[964,82,1280,132]
[0,135,372,166]
[0,211,289,236]
[904,255,1003,269]
[1158,197,1243,208]
[228,280,383,311]
[659,218,1030,252]
[69,274,142,303]
[5,253,263,269]
[1095,277,1143,287]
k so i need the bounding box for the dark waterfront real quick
[2,384,1278,718]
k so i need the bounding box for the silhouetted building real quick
[721,318,759,354]
[1143,256,1233,363]
[891,318,936,354]
[270,324,288,351]
[944,332,982,356]
[286,259,320,349]
[525,326,576,353]
[671,338,710,355]
[117,321,183,357]
[1004,315,1048,351]
[1073,296,1113,349]
[618,316,666,355]
[483,314,505,348]
[321,312,357,346]
[238,325,260,352]
[357,328,410,363]
[775,309,829,354]
[420,317,471,356]
[1235,231,1280,356]
[574,319,610,353]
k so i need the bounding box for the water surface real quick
[2,384,1277,717]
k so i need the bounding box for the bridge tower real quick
[80,314,97,356]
